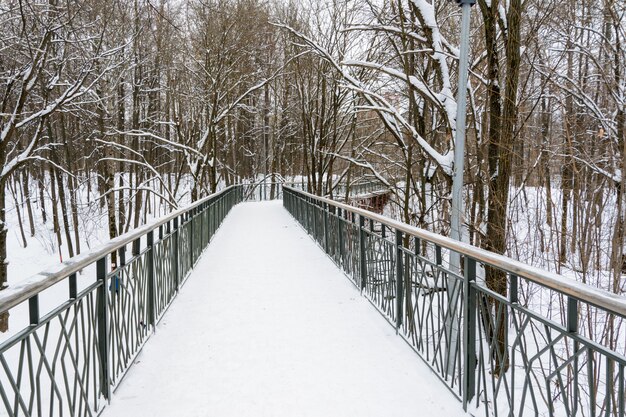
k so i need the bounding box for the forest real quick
[0,0,624,345]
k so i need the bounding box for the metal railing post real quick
[567,296,578,333]
[119,245,126,267]
[207,202,211,245]
[200,203,205,248]
[132,235,140,256]
[338,208,344,266]
[96,256,110,400]
[207,204,212,239]
[69,272,77,299]
[323,202,329,253]
[219,196,222,223]
[567,294,581,415]
[147,230,156,329]
[462,257,477,410]
[395,229,403,330]
[189,210,194,266]
[310,198,315,238]
[509,274,518,304]
[313,198,318,239]
[173,217,180,290]
[132,237,140,257]
[303,196,307,230]
[359,215,367,291]
[28,295,39,326]
[309,197,314,233]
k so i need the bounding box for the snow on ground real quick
[102,201,466,417]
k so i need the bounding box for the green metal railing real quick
[333,180,389,199]
[0,186,243,417]
[284,185,626,417]
[240,181,305,201]
[239,178,389,202]
[3,182,625,417]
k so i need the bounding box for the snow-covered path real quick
[102,201,465,417]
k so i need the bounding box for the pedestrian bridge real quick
[103,201,462,417]
[0,185,625,417]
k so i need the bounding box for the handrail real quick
[284,185,626,416]
[0,185,237,314]
[283,185,626,318]
[1,184,241,417]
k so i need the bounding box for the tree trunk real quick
[481,0,523,376]
[10,178,27,248]
[0,177,8,331]
[21,170,35,237]
[38,167,47,224]
[118,78,127,236]
[49,164,64,263]
[54,168,75,258]
[540,90,553,228]
[62,129,81,256]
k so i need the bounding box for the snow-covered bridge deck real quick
[101,201,464,417]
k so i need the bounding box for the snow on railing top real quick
[0,185,238,314]
[285,185,626,318]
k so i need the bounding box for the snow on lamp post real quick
[447,0,475,377]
